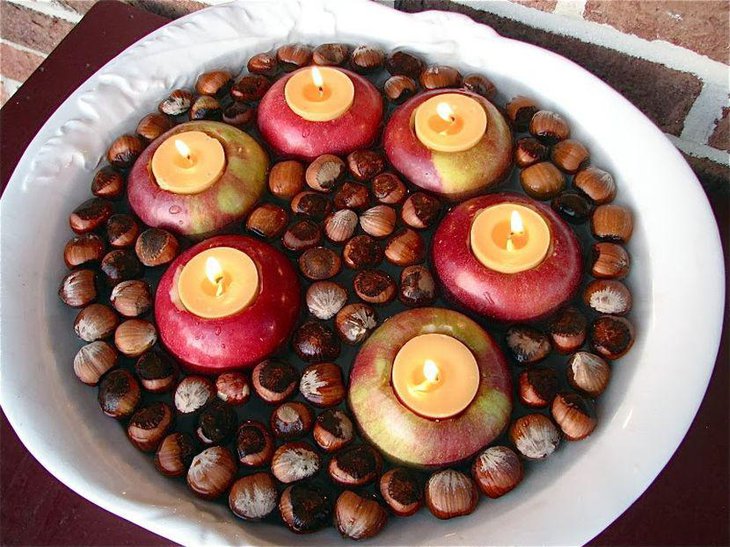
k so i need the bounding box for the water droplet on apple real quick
[169,205,182,215]
[214,327,222,336]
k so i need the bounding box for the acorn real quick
[551,139,589,174]
[335,303,378,345]
[514,137,549,168]
[313,409,354,453]
[385,228,425,266]
[69,197,113,235]
[328,443,382,487]
[551,191,593,224]
[136,113,172,142]
[74,303,118,342]
[114,319,156,357]
[306,281,347,320]
[548,306,588,354]
[91,167,125,199]
[97,369,140,419]
[251,359,299,404]
[196,399,237,445]
[384,75,417,103]
[299,362,346,407]
[590,315,635,359]
[591,242,630,279]
[350,45,385,73]
[154,432,197,477]
[529,110,570,145]
[100,249,143,287]
[354,269,396,305]
[591,204,633,243]
[229,473,278,521]
[551,392,597,440]
[279,483,331,534]
[506,325,551,364]
[269,160,305,199]
[246,203,288,239]
[518,367,559,408]
[277,43,313,71]
[110,280,152,318]
[236,420,275,467]
[215,372,250,406]
[401,192,441,229]
[73,341,117,385]
[574,166,616,204]
[520,162,566,200]
[135,351,178,393]
[135,228,178,267]
[247,52,278,76]
[372,172,407,205]
[420,65,462,90]
[59,269,97,308]
[282,219,323,252]
[174,375,215,414]
[292,320,341,362]
[324,209,358,244]
[127,402,174,452]
[298,246,341,280]
[195,69,231,96]
[291,191,332,220]
[567,351,611,397]
[399,264,437,307]
[271,442,321,484]
[385,50,425,79]
[584,279,632,315]
[506,96,539,132]
[347,150,385,182]
[509,413,561,460]
[462,73,496,99]
[313,43,349,66]
[343,234,383,270]
[186,446,237,499]
[379,468,423,516]
[107,134,144,168]
[360,205,396,238]
[230,74,271,102]
[158,89,193,116]
[334,491,388,540]
[106,214,139,249]
[189,95,221,121]
[222,102,255,128]
[333,181,370,210]
[471,446,523,498]
[425,469,478,520]
[271,401,314,440]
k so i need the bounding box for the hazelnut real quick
[114,319,156,357]
[158,89,193,116]
[384,75,417,103]
[520,161,566,200]
[136,113,172,142]
[385,50,425,79]
[574,166,617,205]
[64,234,105,269]
[471,446,523,498]
[236,420,274,467]
[506,325,551,364]
[360,205,396,238]
[279,483,331,533]
[271,442,321,484]
[246,203,288,239]
[230,74,271,102]
[313,43,349,66]
[324,209,358,244]
[292,320,341,362]
[591,204,634,243]
[305,281,347,320]
[462,73,496,99]
[567,351,611,397]
[127,402,174,452]
[174,375,215,414]
[91,167,124,199]
[196,399,237,445]
[379,467,423,516]
[328,443,382,487]
[101,249,143,287]
[299,362,346,407]
[189,95,221,121]
[509,413,561,460]
[401,192,441,229]
[385,228,425,266]
[195,69,232,96]
[306,154,346,192]
[110,279,152,318]
[425,469,478,519]
[350,45,385,73]
[105,214,139,249]
[333,181,370,210]
[354,269,396,305]
[74,303,118,342]
[334,491,388,540]
[518,367,559,408]
[135,351,178,393]
[551,139,590,174]
[347,150,385,182]
[298,246,341,280]
[372,172,407,205]
[222,102,255,128]
[548,306,588,354]
[529,110,570,145]
[59,269,97,308]
[343,234,383,270]
[252,359,299,404]
[514,136,550,168]
[247,52,278,76]
[590,315,635,359]
[271,401,314,440]
[215,372,250,406]
[506,96,539,132]
[291,191,332,220]
[229,473,278,521]
[591,242,630,279]
[73,341,117,385]
[584,279,632,315]
[282,219,322,252]
[551,191,593,224]
[269,160,305,199]
[313,409,354,453]
[154,432,197,477]
[551,392,597,440]
[276,43,313,71]
[69,197,113,235]
[134,228,178,267]
[186,446,237,499]
[399,264,437,307]
[97,369,140,419]
[420,65,462,90]
[107,134,144,169]
[335,303,378,345]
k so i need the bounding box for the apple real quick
[432,192,583,322]
[128,121,268,237]
[155,235,300,374]
[348,307,512,469]
[257,68,383,161]
[383,89,513,201]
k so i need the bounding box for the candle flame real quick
[311,66,324,92]
[436,102,456,123]
[175,138,192,160]
[205,256,225,297]
[510,210,525,235]
[413,359,440,392]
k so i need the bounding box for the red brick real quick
[708,107,729,152]
[510,0,556,11]
[395,0,702,136]
[124,0,207,19]
[585,1,729,64]
[57,0,98,14]
[0,2,74,54]
[682,153,730,195]
[0,43,45,83]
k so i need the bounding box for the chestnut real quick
[574,166,616,205]
[372,172,407,205]
[292,321,341,363]
[333,181,370,210]
[424,469,478,519]
[59,269,97,308]
[100,249,143,287]
[298,246,342,281]
[401,192,441,230]
[360,205,396,238]
[584,279,632,316]
[136,112,172,142]
[189,95,221,121]
[246,203,288,239]
[186,446,237,500]
[551,392,597,440]
[64,234,105,269]
[97,368,140,419]
[419,65,462,89]
[174,375,215,414]
[548,306,588,354]
[110,279,152,318]
[399,264,437,307]
[591,204,634,243]
[195,69,232,96]
[385,50,425,79]
[590,315,635,359]
[107,134,144,169]
[334,490,388,540]
[529,110,570,145]
[230,74,271,102]
[69,198,113,235]
[154,432,197,477]
[471,446,523,498]
[196,399,237,445]
[328,443,382,487]
[313,409,354,453]
[269,160,305,200]
[347,149,385,182]
[91,167,124,199]
[127,402,174,452]
[518,367,559,408]
[236,420,274,467]
[299,362,346,407]
[74,303,118,342]
[222,102,255,128]
[313,43,349,66]
[379,467,423,517]
[514,136,550,168]
[134,228,178,267]
[276,43,313,71]
[158,89,193,116]
[271,442,321,483]
[385,228,425,266]
[291,191,332,220]
[270,401,314,440]
[567,351,611,398]
[520,162,566,200]
[306,154,346,192]
[350,45,385,73]
[251,359,299,404]
[551,139,589,174]
[135,351,177,393]
[509,413,560,460]
[383,75,417,103]
[282,219,323,252]
[106,214,139,249]
[505,325,552,364]
[247,52,278,76]
[353,269,396,305]
[343,234,383,270]
[506,96,539,133]
[306,281,347,320]
[279,482,331,533]
[551,191,593,224]
[215,372,250,406]
[335,303,377,345]
[229,473,278,521]
[324,209,358,244]
[114,319,156,357]
[462,73,496,99]
[74,341,117,386]
[591,242,630,279]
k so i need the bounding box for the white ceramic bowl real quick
[0,1,724,544]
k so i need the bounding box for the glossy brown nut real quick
[354,269,396,304]
[551,191,593,224]
[514,136,549,168]
[333,181,370,210]
[64,234,105,269]
[300,362,346,407]
[74,341,117,385]
[269,160,305,199]
[277,43,313,71]
[567,351,611,397]
[335,303,377,345]
[136,113,172,142]
[236,420,275,467]
[590,315,635,359]
[551,392,597,440]
[69,197,113,235]
[135,228,178,267]
[471,446,523,499]
[282,219,323,252]
[548,306,588,354]
[306,154,346,192]
[360,205,396,238]
[313,43,349,66]
[574,166,617,204]
[106,214,139,248]
[154,432,197,477]
[298,246,341,280]
[379,468,423,516]
[385,228,425,266]
[506,325,551,364]
[247,52,278,76]
[509,413,560,460]
[591,204,634,243]
[110,279,152,318]
[372,172,407,205]
[401,192,441,229]
[306,281,347,320]
[230,74,271,102]
[222,102,256,127]
[551,139,589,174]
[98,369,141,419]
[399,264,437,307]
[279,483,331,534]
[158,89,193,116]
[425,469,478,519]
[584,279,632,315]
[74,303,119,342]
[520,161,566,200]
[135,351,178,393]
[271,441,321,483]
[196,399,237,445]
[101,249,143,286]
[175,375,215,414]
[518,367,559,408]
[189,95,222,121]
[291,191,332,220]
[420,65,462,90]
[186,446,237,500]
[114,319,156,358]
[59,269,97,308]
[384,75,417,103]
[334,491,388,540]
[385,50,425,78]
[324,209,358,244]
[591,242,630,279]
[251,360,299,404]
[246,203,289,239]
[313,409,355,453]
[506,96,539,133]
[328,444,382,487]
[127,402,174,452]
[347,150,385,182]
[91,167,125,199]
[343,234,383,270]
[195,69,232,96]
[350,45,385,73]
[229,473,278,521]
[292,320,341,362]
[271,401,314,440]
[215,372,250,406]
[462,73,496,99]
[529,110,570,145]
[107,134,145,168]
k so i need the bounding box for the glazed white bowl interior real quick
[0,1,724,545]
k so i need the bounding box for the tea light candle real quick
[151,131,226,194]
[414,93,487,152]
[470,204,551,274]
[177,247,259,319]
[284,66,355,122]
[391,333,480,420]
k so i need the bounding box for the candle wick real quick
[214,275,224,297]
[506,236,516,253]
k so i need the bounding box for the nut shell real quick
[74,341,117,385]
[379,467,423,516]
[279,483,331,534]
[462,73,496,99]
[506,325,552,364]
[425,469,478,519]
[591,204,634,243]
[158,89,193,116]
[506,95,539,132]
[101,249,143,287]
[222,102,255,127]
[299,362,346,407]
[574,166,616,204]
[567,351,611,397]
[514,137,549,168]
[197,399,237,445]
[518,367,559,408]
[135,351,178,393]
[106,214,139,249]
[246,203,288,239]
[114,319,156,357]
[360,205,396,238]
[247,52,278,76]
[343,234,383,270]
[64,234,106,269]
[372,172,407,205]
[551,139,589,174]
[384,75,417,103]
[401,192,441,229]
[291,191,332,220]
[347,149,385,182]
[335,303,377,345]
[306,281,347,320]
[385,50,425,78]
[236,420,275,467]
[548,306,588,354]
[174,375,215,414]
[590,315,635,359]
[591,242,630,279]
[91,167,124,199]
[419,65,462,89]
[353,269,396,304]
[471,446,523,498]
[324,209,358,244]
[69,198,113,235]
[107,134,144,169]
[334,491,388,540]
[399,264,437,307]
[520,162,566,200]
[136,113,172,142]
[298,246,342,280]
[306,154,346,192]
[195,70,232,96]
[551,191,593,224]
[529,110,570,145]
[282,219,322,252]
[584,279,632,315]
[333,182,370,210]
[277,43,313,71]
[292,321,341,362]
[350,45,385,73]
[110,280,152,318]
[385,228,425,266]
[551,392,597,440]
[509,413,561,460]
[189,95,221,121]
[74,303,118,342]
[97,369,140,419]
[230,74,271,102]
[271,442,321,484]
[229,473,278,521]
[187,446,237,500]
[271,401,314,440]
[269,160,305,199]
[59,269,97,308]
[252,359,300,404]
[328,444,382,487]
[215,372,250,406]
[313,43,349,66]
[135,228,178,267]
[127,402,174,452]
[155,432,197,477]
[313,409,354,453]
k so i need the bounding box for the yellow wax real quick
[414,93,487,152]
[391,333,480,420]
[151,131,225,194]
[284,66,355,122]
[177,247,259,319]
[470,203,551,274]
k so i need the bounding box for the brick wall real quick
[0,0,728,181]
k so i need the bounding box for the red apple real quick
[257,68,383,161]
[433,192,583,322]
[128,121,268,237]
[155,235,300,374]
[348,307,512,469]
[383,89,513,201]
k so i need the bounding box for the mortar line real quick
[5,0,82,23]
[667,134,729,165]
[553,0,586,19]
[0,38,48,59]
[681,82,730,145]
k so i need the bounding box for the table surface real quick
[0,2,727,545]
